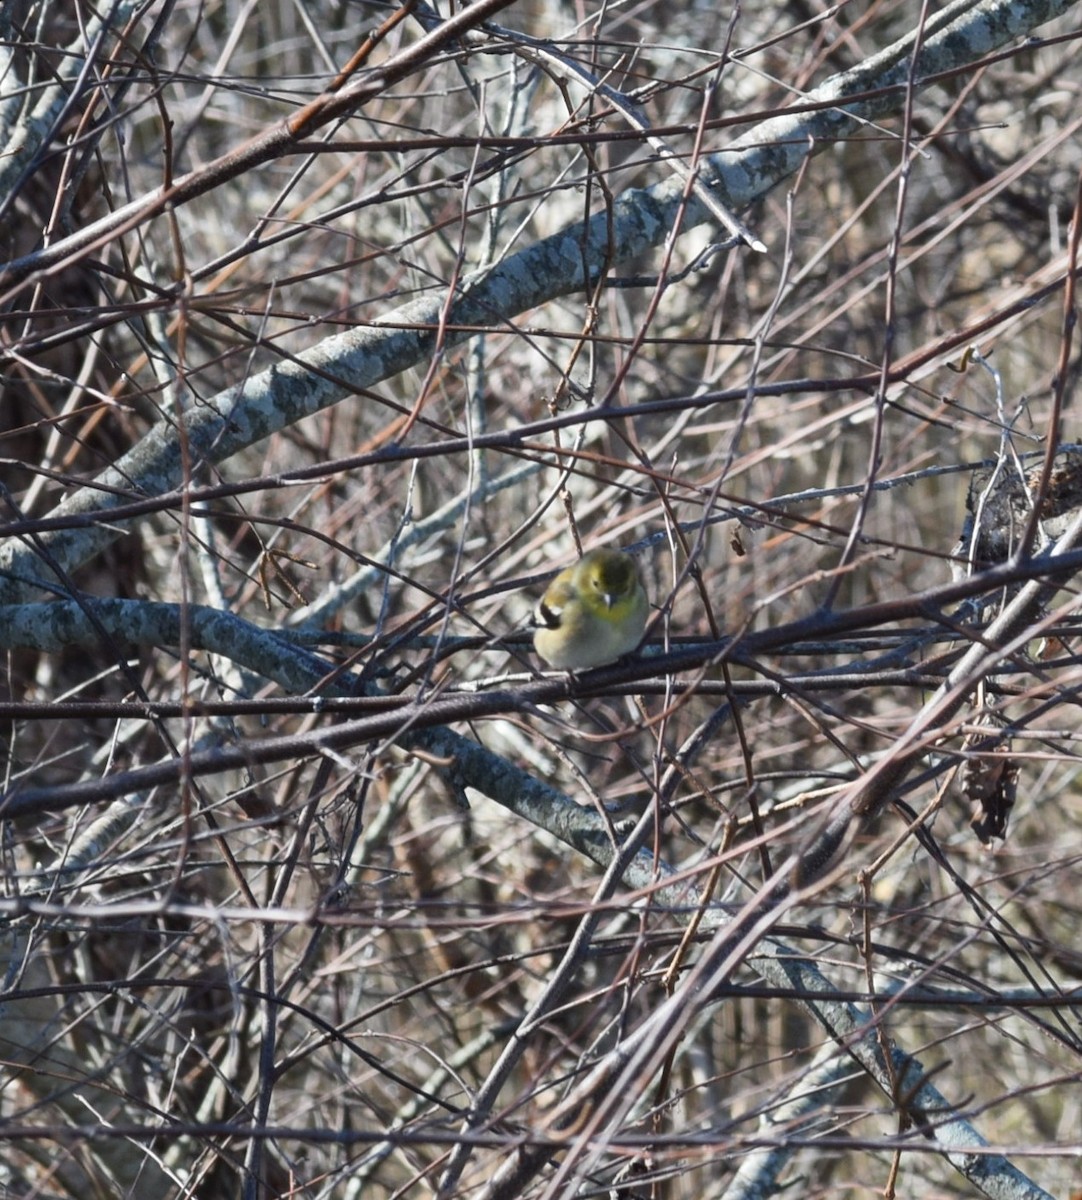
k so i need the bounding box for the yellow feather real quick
[532,549,648,670]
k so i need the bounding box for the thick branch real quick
[1,0,1076,603]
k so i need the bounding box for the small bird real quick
[532,548,649,671]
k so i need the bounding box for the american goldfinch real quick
[532,548,648,670]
